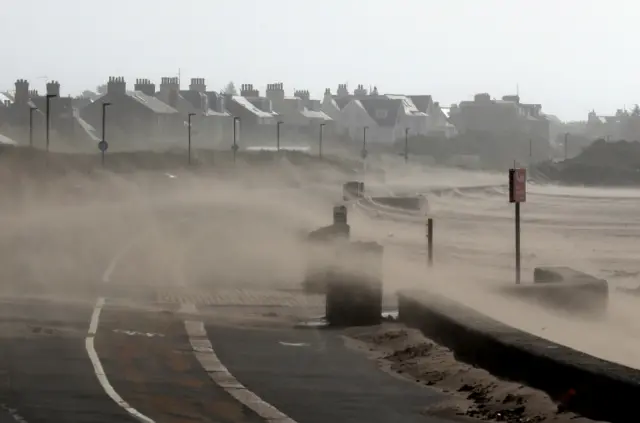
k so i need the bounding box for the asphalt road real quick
[0,298,134,423]
[0,191,466,422]
[205,322,456,423]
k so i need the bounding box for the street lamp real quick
[276,121,283,151]
[232,116,240,162]
[100,102,111,165]
[361,126,368,160]
[404,127,410,164]
[45,94,57,154]
[564,132,569,160]
[187,112,195,165]
[29,106,37,148]
[319,123,325,159]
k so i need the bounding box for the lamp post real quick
[45,93,57,154]
[404,127,409,163]
[319,123,325,159]
[100,102,111,165]
[232,116,240,162]
[362,126,368,159]
[187,112,195,165]
[29,106,37,148]
[276,121,283,151]
[564,132,569,160]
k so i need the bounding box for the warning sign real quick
[509,168,526,203]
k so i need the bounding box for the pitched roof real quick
[232,96,275,118]
[385,95,426,116]
[301,109,332,121]
[0,133,18,146]
[334,97,352,110]
[127,91,179,114]
[358,98,402,127]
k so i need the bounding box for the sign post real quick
[509,168,526,284]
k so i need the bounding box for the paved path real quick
[0,298,134,423]
[205,321,456,423]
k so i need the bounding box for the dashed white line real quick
[181,303,298,423]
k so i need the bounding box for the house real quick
[338,96,405,144]
[261,83,332,144]
[178,78,231,149]
[450,93,550,142]
[80,76,182,150]
[0,79,97,150]
[224,84,277,145]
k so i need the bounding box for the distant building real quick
[224,83,277,145]
[80,76,182,150]
[1,79,97,150]
[450,93,550,142]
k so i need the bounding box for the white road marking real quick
[86,238,157,423]
[113,329,165,338]
[279,342,310,347]
[183,304,298,423]
[86,297,155,422]
[1,403,28,422]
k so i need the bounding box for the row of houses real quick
[0,76,554,153]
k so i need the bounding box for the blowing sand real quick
[1,150,640,374]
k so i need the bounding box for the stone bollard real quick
[325,241,384,327]
[302,205,351,294]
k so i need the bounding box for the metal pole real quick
[427,218,433,267]
[101,102,110,166]
[319,123,325,158]
[45,94,56,154]
[515,202,521,284]
[362,126,367,154]
[404,127,409,163]
[564,132,568,160]
[29,106,36,148]
[277,121,282,151]
[233,117,239,162]
[188,113,195,165]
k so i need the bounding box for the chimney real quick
[14,79,29,104]
[134,78,155,96]
[46,80,61,97]
[294,89,310,102]
[28,89,39,99]
[266,82,285,103]
[189,78,206,93]
[240,83,259,97]
[107,77,126,96]
[354,84,367,97]
[337,84,349,97]
[502,95,520,104]
[160,77,180,107]
[371,86,379,96]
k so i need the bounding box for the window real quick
[375,109,388,119]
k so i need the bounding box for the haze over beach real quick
[1,1,640,422]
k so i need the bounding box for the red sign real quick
[509,168,526,203]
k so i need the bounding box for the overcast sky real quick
[1,0,636,121]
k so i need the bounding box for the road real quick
[0,188,464,423]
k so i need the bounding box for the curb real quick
[397,289,640,423]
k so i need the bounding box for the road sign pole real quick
[515,202,521,284]
[427,218,433,267]
[509,168,526,284]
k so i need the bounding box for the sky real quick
[1,0,638,121]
